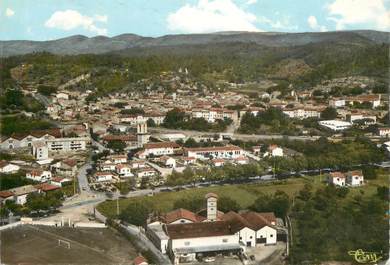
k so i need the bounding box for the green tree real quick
[119,200,153,226]
[147,118,156,127]
[37,85,57,96]
[321,107,338,120]
[107,140,126,153]
[218,196,241,212]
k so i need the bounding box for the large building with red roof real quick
[146,193,280,264]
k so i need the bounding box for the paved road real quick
[77,160,92,193]
[33,92,51,107]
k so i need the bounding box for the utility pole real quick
[116,197,120,216]
[73,174,76,195]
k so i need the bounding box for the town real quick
[1,29,389,265]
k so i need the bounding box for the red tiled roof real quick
[63,159,77,167]
[162,208,200,224]
[347,170,363,177]
[0,160,9,168]
[5,128,62,141]
[185,145,242,152]
[134,255,148,265]
[29,169,44,176]
[34,183,60,192]
[330,172,345,178]
[102,134,137,142]
[0,190,14,198]
[165,220,235,239]
[144,142,180,149]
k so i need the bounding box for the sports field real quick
[1,225,137,265]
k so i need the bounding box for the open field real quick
[98,173,388,219]
[98,177,309,218]
[1,225,137,265]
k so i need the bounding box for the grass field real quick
[98,173,388,219]
[1,225,137,265]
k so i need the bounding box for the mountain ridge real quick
[0,30,388,57]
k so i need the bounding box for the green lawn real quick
[97,172,388,219]
[98,177,309,218]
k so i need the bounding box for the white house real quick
[94,172,115,182]
[328,172,346,187]
[378,127,390,137]
[0,161,20,174]
[56,92,70,100]
[9,185,37,205]
[159,156,176,168]
[134,167,156,178]
[26,170,52,183]
[141,142,180,157]
[115,164,133,178]
[180,157,196,165]
[107,154,127,164]
[99,162,117,171]
[184,145,244,160]
[329,98,345,108]
[234,156,249,165]
[0,190,15,204]
[346,170,364,186]
[50,176,72,187]
[211,158,225,167]
[265,145,283,157]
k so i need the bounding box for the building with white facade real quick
[329,98,346,108]
[146,193,279,264]
[94,172,115,182]
[191,108,235,123]
[0,161,20,174]
[319,120,352,131]
[378,127,390,137]
[264,145,283,157]
[140,142,180,158]
[32,141,49,160]
[115,164,133,178]
[282,107,322,119]
[46,137,89,152]
[184,145,244,160]
[346,170,364,186]
[328,172,346,187]
[9,185,38,205]
[26,170,52,183]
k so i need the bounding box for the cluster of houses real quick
[146,193,284,264]
[0,157,75,206]
[0,127,90,163]
[327,170,364,187]
[94,154,159,187]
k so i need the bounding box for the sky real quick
[0,0,389,40]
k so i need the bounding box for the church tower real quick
[137,122,149,148]
[205,193,218,222]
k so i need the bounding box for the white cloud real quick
[167,0,260,33]
[246,0,257,5]
[307,15,327,32]
[6,8,14,17]
[258,15,298,31]
[327,0,390,30]
[45,10,108,35]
